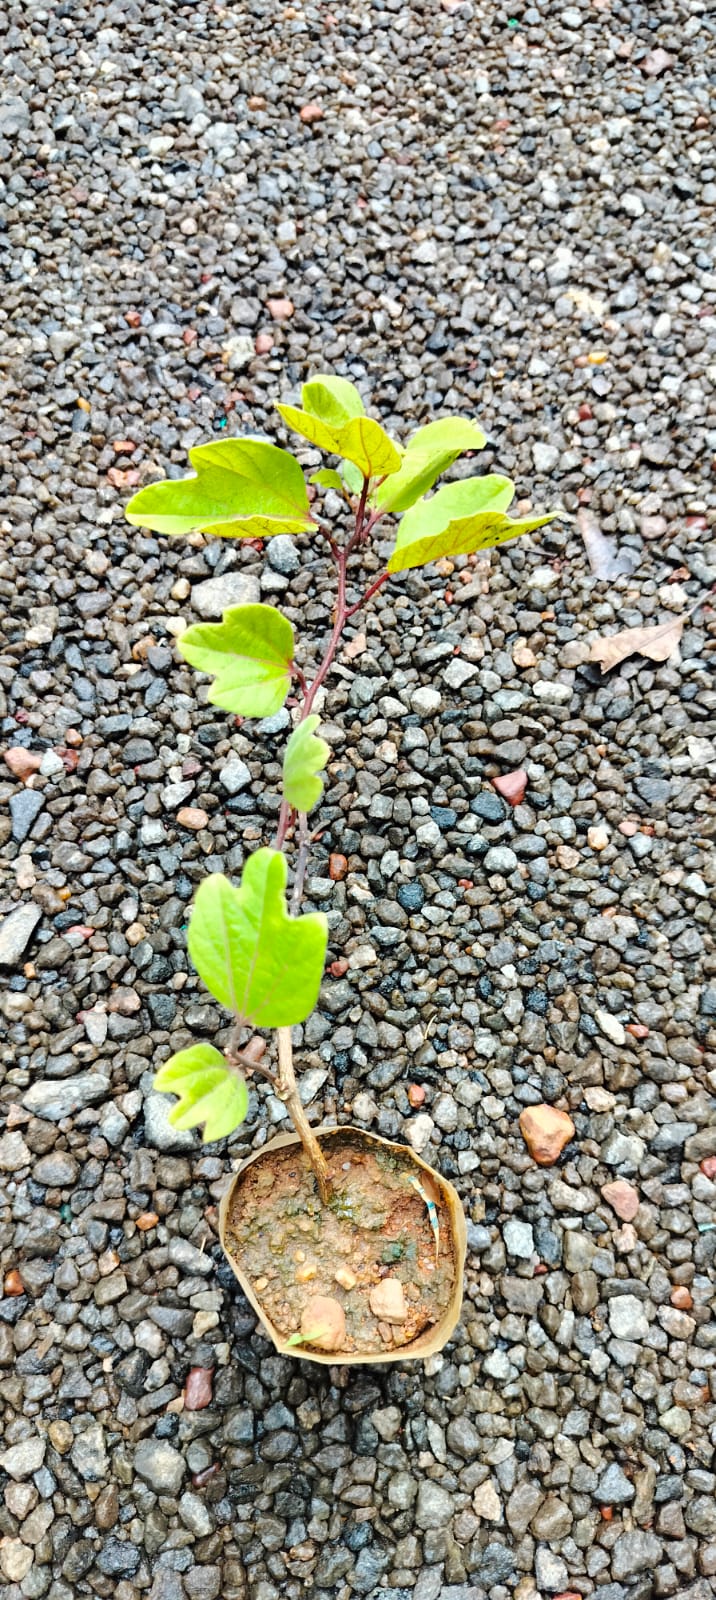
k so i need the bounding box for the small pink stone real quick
[184,1367,213,1411]
[601,1179,640,1222]
[491,769,527,806]
[4,747,42,781]
[255,331,274,354]
[266,298,294,321]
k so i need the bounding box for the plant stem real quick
[291,814,312,914]
[276,1026,331,1202]
[270,475,391,1200]
[346,570,390,617]
[300,540,348,719]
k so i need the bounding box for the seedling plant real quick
[126,375,552,1202]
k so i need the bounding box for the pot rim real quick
[218,1124,467,1366]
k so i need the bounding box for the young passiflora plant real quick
[126,375,554,1199]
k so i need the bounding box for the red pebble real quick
[329,853,348,881]
[578,403,592,420]
[4,1270,24,1297]
[408,1084,425,1108]
[300,102,324,124]
[492,769,527,806]
[329,959,349,978]
[699,1156,716,1180]
[184,1367,213,1411]
[458,878,473,890]
[670,1287,693,1310]
[626,1023,649,1039]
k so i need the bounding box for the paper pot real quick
[218,1125,467,1366]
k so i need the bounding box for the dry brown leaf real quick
[589,613,685,674]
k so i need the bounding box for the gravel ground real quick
[2,1,716,1598]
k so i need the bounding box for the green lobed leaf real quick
[187,850,328,1027]
[283,714,330,813]
[125,437,313,539]
[302,374,365,428]
[387,475,554,573]
[177,604,294,717]
[276,404,402,481]
[154,1044,249,1142]
[372,416,487,515]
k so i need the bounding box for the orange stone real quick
[670,1286,693,1310]
[136,1212,159,1231]
[329,853,348,881]
[408,1084,425,1108]
[626,1023,649,1039]
[300,1295,346,1351]
[4,1269,24,1297]
[492,769,527,806]
[300,102,324,124]
[4,747,42,780]
[176,807,209,830]
[699,1156,716,1180]
[601,1179,639,1221]
[518,1105,575,1166]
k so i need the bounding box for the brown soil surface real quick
[223,1132,456,1355]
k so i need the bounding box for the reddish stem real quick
[346,570,390,618]
[275,475,389,845]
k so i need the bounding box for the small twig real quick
[346,570,390,618]
[225,1036,278,1087]
[275,797,292,849]
[291,814,312,914]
